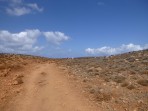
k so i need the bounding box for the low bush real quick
[127,84,135,90]
[95,92,111,102]
[121,81,129,87]
[137,79,148,86]
[112,76,126,83]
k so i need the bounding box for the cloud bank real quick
[85,43,148,55]
[5,0,43,16]
[0,29,70,54]
[43,32,69,45]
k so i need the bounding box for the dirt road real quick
[6,63,99,111]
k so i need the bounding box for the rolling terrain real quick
[0,50,148,111]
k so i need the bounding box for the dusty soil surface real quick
[0,50,148,111]
[0,54,99,111]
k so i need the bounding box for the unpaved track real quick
[8,63,99,111]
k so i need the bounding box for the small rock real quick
[14,88,21,93]
[13,78,23,85]
[15,74,24,78]
[95,67,102,72]
[0,73,7,77]
[41,72,47,76]
[138,100,144,104]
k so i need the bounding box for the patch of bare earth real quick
[0,54,99,111]
[0,54,52,110]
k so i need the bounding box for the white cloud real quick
[43,31,70,45]
[6,7,31,16]
[85,43,148,55]
[0,29,43,53]
[5,0,43,16]
[27,3,43,12]
[0,29,70,54]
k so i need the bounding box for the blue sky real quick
[0,0,148,58]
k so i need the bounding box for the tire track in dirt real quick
[9,63,99,111]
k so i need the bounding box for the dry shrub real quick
[142,61,148,65]
[95,92,111,102]
[94,72,100,76]
[41,72,47,76]
[104,77,110,82]
[13,78,23,85]
[94,67,102,72]
[13,74,24,85]
[127,84,135,90]
[23,62,28,65]
[126,57,135,62]
[89,86,100,94]
[9,64,23,71]
[121,81,129,87]
[87,67,94,73]
[137,79,148,86]
[89,86,112,102]
[0,64,6,70]
[142,70,148,75]
[112,76,126,83]
[130,70,136,74]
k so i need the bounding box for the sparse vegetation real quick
[127,84,136,90]
[0,49,148,111]
[95,92,112,102]
[121,81,129,87]
[112,76,126,83]
[59,49,148,111]
[137,79,148,86]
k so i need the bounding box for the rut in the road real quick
[9,63,99,111]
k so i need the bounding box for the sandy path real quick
[8,63,99,111]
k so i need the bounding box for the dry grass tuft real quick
[95,92,112,102]
[137,79,148,86]
[112,76,126,83]
[127,84,135,90]
[121,81,129,87]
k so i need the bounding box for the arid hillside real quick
[59,49,148,111]
[0,50,148,111]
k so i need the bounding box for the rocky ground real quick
[59,49,148,111]
[0,54,52,110]
[0,50,147,111]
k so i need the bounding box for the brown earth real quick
[0,54,99,111]
[0,50,148,111]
